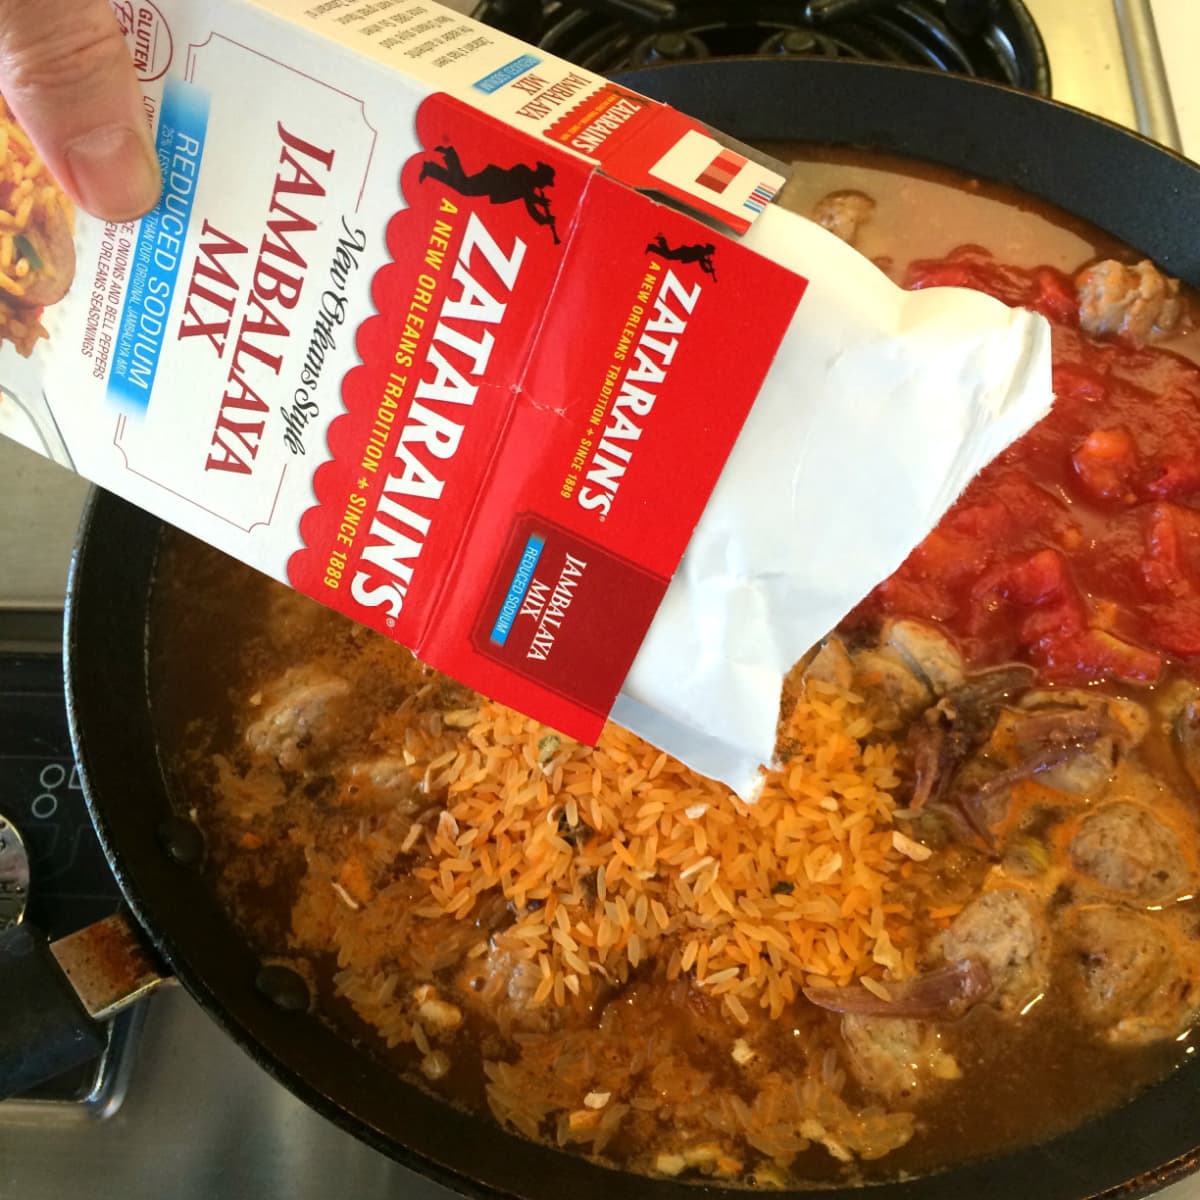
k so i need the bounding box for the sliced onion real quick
[906,717,945,813]
[802,958,992,1020]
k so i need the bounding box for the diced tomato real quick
[1144,594,1200,657]
[1143,504,1187,592]
[1057,523,1085,553]
[1143,454,1200,500]
[1051,362,1107,403]
[1033,628,1163,684]
[1032,267,1078,325]
[906,262,977,291]
[946,498,1016,544]
[1142,504,1200,593]
[1019,595,1088,645]
[968,549,1088,648]
[995,477,1052,528]
[907,526,992,587]
[874,575,958,622]
[1071,427,1138,502]
[906,246,1037,308]
[974,549,1069,607]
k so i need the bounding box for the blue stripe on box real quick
[107,79,209,411]
[490,534,546,645]
[473,53,542,94]
[744,183,776,214]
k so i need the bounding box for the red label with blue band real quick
[288,92,806,742]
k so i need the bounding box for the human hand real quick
[0,0,160,221]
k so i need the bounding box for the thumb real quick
[0,0,160,221]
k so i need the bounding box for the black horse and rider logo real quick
[418,145,561,245]
[645,233,717,282]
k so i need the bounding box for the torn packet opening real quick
[612,204,1053,796]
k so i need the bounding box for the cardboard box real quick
[0,0,799,742]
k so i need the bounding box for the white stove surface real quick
[3,2,1197,1197]
[1147,0,1200,159]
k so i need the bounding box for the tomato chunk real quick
[1146,595,1200,656]
[1143,504,1200,593]
[1071,428,1137,502]
[1144,455,1200,500]
[968,549,1089,652]
[1033,267,1077,324]
[1033,629,1163,684]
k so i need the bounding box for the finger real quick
[0,0,160,221]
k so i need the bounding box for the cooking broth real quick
[148,147,1200,1187]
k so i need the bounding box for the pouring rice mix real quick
[154,150,1200,1187]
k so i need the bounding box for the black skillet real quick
[11,57,1200,1200]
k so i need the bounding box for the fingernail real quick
[65,124,161,222]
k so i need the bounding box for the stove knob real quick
[781,29,819,53]
[634,30,708,65]
[0,814,30,930]
[762,28,842,58]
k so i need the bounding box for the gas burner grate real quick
[472,0,1050,94]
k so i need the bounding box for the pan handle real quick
[0,914,168,1099]
[0,923,106,1097]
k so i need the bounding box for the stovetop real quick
[1,1,1196,1197]
[0,645,142,1119]
[471,0,1051,90]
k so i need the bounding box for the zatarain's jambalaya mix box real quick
[0,0,1053,792]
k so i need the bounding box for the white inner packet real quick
[612,205,1055,797]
